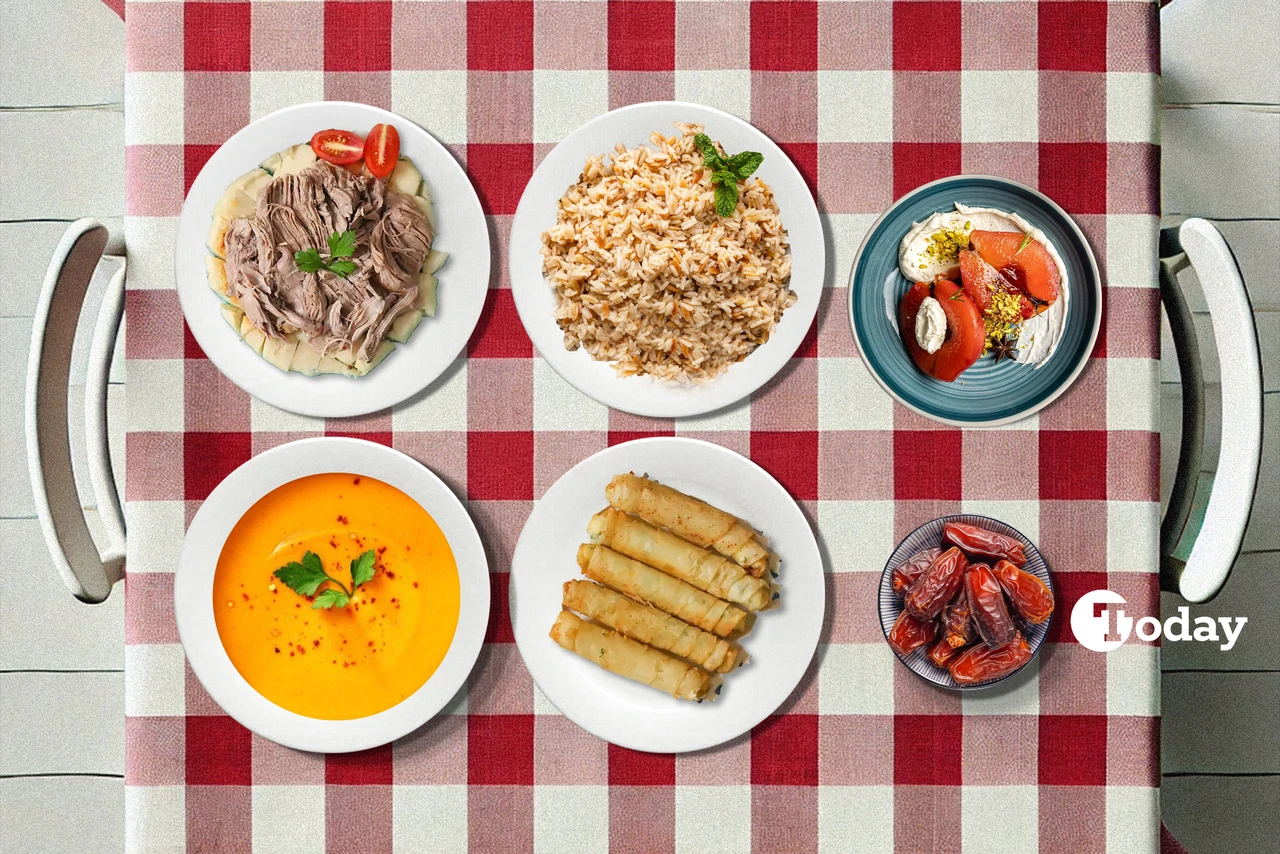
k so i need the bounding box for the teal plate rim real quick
[846,175,1102,427]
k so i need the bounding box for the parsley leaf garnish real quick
[326,259,357,277]
[273,551,330,596]
[694,133,764,218]
[328,229,356,259]
[293,248,325,275]
[351,550,376,589]
[312,588,351,609]
[272,548,378,610]
[294,230,358,278]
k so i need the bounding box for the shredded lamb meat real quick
[223,161,433,363]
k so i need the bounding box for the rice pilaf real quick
[540,123,795,382]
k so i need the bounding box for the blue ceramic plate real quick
[848,175,1101,426]
[878,515,1054,691]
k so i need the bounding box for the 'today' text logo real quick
[1070,590,1247,653]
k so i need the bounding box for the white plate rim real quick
[845,173,1103,428]
[173,436,490,753]
[508,101,825,419]
[509,436,825,753]
[174,100,491,418]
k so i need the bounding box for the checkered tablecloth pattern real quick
[121,1,1163,851]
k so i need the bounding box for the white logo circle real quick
[1070,589,1129,652]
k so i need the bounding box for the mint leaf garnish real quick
[714,182,738,217]
[695,134,763,218]
[725,151,763,180]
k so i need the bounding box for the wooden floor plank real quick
[1242,393,1280,554]
[0,109,124,221]
[1160,382,1182,511]
[0,0,123,107]
[1162,672,1280,774]
[1212,219,1280,312]
[1162,107,1280,220]
[1160,553,1280,671]
[1256,311,1280,394]
[1161,775,1280,854]
[0,775,123,854]
[1161,0,1280,105]
[0,519,124,671]
[0,672,123,776]
[0,317,34,518]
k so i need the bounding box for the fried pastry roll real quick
[549,610,713,701]
[588,508,772,611]
[577,544,748,637]
[564,580,739,673]
[605,474,770,576]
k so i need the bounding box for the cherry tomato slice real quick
[364,123,400,179]
[310,129,365,165]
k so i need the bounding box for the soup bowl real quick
[174,437,489,752]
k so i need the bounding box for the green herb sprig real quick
[1015,231,1034,255]
[694,134,764,217]
[295,230,358,278]
[273,549,376,609]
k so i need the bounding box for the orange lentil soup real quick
[213,473,460,719]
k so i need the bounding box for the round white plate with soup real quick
[509,437,825,753]
[508,102,824,419]
[175,101,490,418]
[174,437,490,753]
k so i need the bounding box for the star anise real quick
[990,335,1018,364]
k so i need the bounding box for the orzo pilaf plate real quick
[509,102,824,418]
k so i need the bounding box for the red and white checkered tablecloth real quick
[121,1,1163,851]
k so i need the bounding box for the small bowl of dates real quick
[878,515,1055,690]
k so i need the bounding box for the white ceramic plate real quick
[510,437,824,753]
[175,101,491,418]
[174,437,490,753]
[508,102,824,419]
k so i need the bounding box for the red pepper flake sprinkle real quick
[241,593,250,602]
[274,647,280,653]
[412,582,419,588]
[312,639,320,647]
[336,515,349,525]
[353,477,361,485]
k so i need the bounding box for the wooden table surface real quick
[0,1,1275,851]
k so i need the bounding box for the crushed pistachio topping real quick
[983,291,1025,351]
[923,222,972,266]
